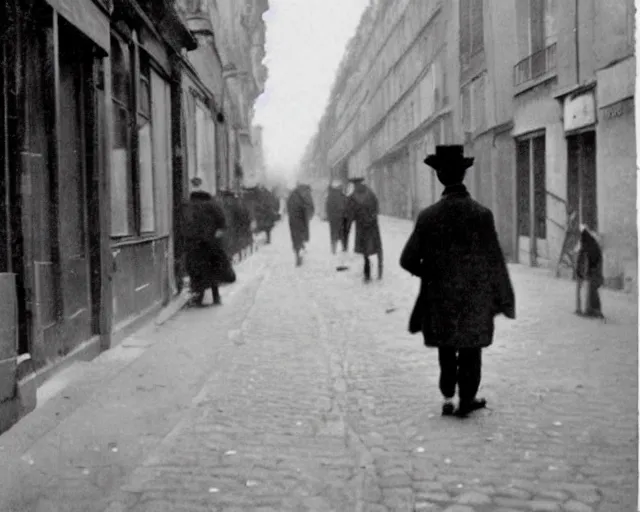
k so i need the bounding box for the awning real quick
[46,0,110,53]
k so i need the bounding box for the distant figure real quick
[344,177,383,281]
[575,224,605,320]
[242,185,279,244]
[182,177,235,307]
[400,145,515,418]
[325,180,348,254]
[287,183,315,266]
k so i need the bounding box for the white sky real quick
[253,0,369,182]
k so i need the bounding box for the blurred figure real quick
[325,179,348,254]
[575,224,605,320]
[344,177,383,281]
[400,145,515,418]
[242,185,278,244]
[287,183,315,266]
[182,177,235,306]
[219,189,242,257]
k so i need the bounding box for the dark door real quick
[43,19,94,357]
[567,131,598,231]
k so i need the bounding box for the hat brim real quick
[423,155,475,171]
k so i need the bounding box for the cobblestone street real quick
[0,216,637,512]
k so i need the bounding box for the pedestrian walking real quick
[575,224,605,320]
[325,179,348,254]
[400,145,515,418]
[344,177,383,281]
[242,185,279,244]
[182,177,236,307]
[287,183,315,267]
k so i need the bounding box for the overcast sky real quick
[253,0,369,182]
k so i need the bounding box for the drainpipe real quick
[575,0,580,84]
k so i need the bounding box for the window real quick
[460,74,485,134]
[516,134,547,239]
[110,34,134,236]
[461,83,472,133]
[529,0,545,54]
[110,33,165,239]
[460,0,484,65]
[472,74,485,130]
[138,54,155,233]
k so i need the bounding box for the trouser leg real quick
[438,348,457,399]
[189,277,205,305]
[212,284,221,305]
[457,348,482,405]
[377,249,384,279]
[363,255,371,281]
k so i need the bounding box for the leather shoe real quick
[455,398,487,418]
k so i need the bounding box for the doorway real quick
[25,15,100,367]
[516,133,547,266]
[567,131,597,231]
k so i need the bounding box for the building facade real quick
[214,0,269,188]
[512,0,635,289]
[303,0,636,290]
[0,0,269,433]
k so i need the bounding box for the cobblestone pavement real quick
[0,216,637,512]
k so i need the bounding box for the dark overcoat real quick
[325,186,347,243]
[182,191,230,286]
[400,184,515,349]
[287,185,315,251]
[243,186,279,234]
[576,229,603,287]
[220,192,243,256]
[345,184,382,256]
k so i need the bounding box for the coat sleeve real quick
[372,193,379,216]
[483,211,516,319]
[399,218,424,277]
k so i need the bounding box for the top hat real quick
[424,145,474,171]
[348,177,365,184]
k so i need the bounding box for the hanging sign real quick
[564,92,596,132]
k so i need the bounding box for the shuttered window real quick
[460,0,484,64]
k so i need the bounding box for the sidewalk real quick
[0,216,636,512]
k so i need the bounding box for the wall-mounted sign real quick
[601,97,634,121]
[564,92,596,132]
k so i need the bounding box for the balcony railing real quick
[513,42,557,87]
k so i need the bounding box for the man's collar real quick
[442,184,469,198]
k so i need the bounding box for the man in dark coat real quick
[287,183,315,266]
[182,177,230,306]
[345,177,383,281]
[575,224,605,319]
[219,189,242,257]
[242,185,279,244]
[325,180,348,254]
[400,145,515,418]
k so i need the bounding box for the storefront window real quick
[138,54,155,233]
[110,34,134,236]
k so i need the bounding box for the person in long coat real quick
[287,183,315,266]
[575,224,605,319]
[344,177,383,281]
[325,180,348,254]
[400,145,515,418]
[182,177,231,306]
[219,189,242,257]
